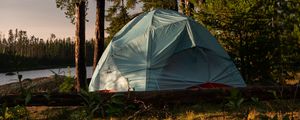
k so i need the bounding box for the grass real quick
[2,91,300,119]
[19,99,300,120]
[285,71,300,85]
[1,72,299,119]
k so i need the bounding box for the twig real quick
[127,99,152,120]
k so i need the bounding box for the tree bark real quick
[180,0,186,14]
[75,1,87,92]
[93,0,105,72]
[186,0,194,17]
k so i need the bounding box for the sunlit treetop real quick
[56,0,88,24]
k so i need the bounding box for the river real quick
[0,66,93,85]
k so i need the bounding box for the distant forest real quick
[0,29,94,72]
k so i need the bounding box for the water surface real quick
[0,66,93,85]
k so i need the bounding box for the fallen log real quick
[0,86,299,106]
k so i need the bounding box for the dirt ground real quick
[25,106,300,120]
[0,75,65,95]
[1,72,300,119]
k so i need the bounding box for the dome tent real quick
[89,9,246,92]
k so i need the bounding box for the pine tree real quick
[93,0,105,72]
[56,0,88,91]
[141,0,178,12]
[106,0,132,41]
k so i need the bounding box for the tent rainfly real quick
[89,9,246,92]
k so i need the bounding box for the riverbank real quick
[0,65,73,73]
[0,66,93,86]
[1,75,300,119]
[0,75,67,95]
[0,64,93,73]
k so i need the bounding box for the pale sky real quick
[0,0,141,40]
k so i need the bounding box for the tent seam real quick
[145,11,155,90]
[153,19,187,29]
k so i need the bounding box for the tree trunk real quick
[180,0,186,14]
[93,0,105,72]
[186,0,194,17]
[75,1,87,92]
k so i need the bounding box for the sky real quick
[0,0,141,40]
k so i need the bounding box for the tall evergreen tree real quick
[185,0,193,16]
[105,0,179,41]
[179,0,186,14]
[106,0,132,41]
[93,0,105,72]
[74,0,87,91]
[141,0,178,12]
[56,0,88,91]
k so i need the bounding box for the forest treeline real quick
[0,29,94,72]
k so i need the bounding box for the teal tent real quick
[89,9,246,92]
